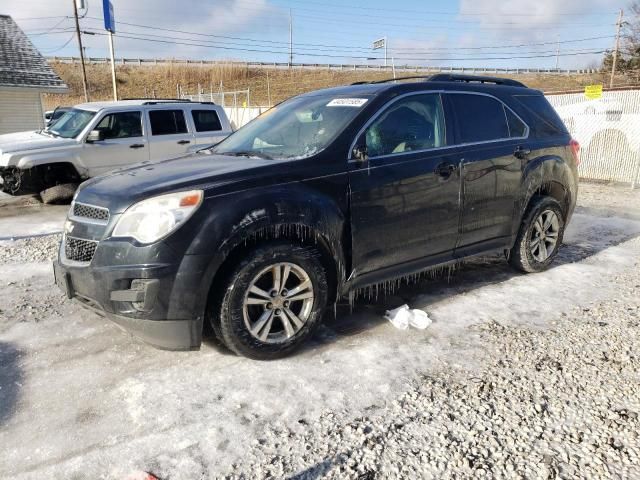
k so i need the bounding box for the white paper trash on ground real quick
[385,305,432,330]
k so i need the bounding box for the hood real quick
[77,151,288,213]
[0,130,77,154]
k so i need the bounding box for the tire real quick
[509,196,565,273]
[39,183,78,204]
[213,241,328,360]
[1,168,38,196]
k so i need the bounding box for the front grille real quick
[73,202,110,222]
[65,235,98,263]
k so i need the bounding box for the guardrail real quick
[46,56,599,75]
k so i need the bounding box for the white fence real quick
[223,106,268,130]
[47,56,598,75]
[548,89,640,185]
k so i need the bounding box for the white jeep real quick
[0,99,232,202]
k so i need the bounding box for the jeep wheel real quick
[215,241,328,359]
[40,183,78,204]
[509,196,565,273]
[1,168,36,196]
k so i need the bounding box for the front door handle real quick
[130,144,145,149]
[514,146,531,159]
[177,140,191,145]
[435,162,456,177]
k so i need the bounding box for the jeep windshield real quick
[47,108,96,139]
[210,94,371,160]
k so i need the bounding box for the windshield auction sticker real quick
[327,98,368,107]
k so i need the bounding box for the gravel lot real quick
[0,182,639,479]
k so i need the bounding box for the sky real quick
[3,0,627,69]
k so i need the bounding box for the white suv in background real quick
[0,99,232,202]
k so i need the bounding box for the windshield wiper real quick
[223,151,274,160]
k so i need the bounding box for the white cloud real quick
[3,0,288,60]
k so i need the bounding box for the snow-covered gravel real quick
[0,234,61,264]
[1,182,639,479]
[220,268,640,479]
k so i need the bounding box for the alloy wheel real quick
[242,262,314,343]
[530,209,560,262]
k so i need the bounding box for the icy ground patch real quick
[0,184,639,479]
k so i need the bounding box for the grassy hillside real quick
[43,61,637,110]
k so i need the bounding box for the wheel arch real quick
[514,153,577,236]
[186,186,350,330]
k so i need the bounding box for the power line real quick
[80,17,614,54]
[87,31,607,61]
[38,33,76,53]
[79,27,608,58]
[113,4,613,27]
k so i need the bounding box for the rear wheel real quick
[509,196,565,273]
[214,242,328,359]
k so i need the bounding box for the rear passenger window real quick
[505,108,527,137]
[365,93,446,157]
[149,110,188,135]
[449,94,509,143]
[192,110,222,132]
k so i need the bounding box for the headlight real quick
[112,190,203,244]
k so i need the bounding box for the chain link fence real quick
[547,89,640,186]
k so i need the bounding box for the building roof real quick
[0,15,67,91]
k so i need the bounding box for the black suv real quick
[54,74,579,359]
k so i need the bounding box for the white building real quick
[0,15,68,134]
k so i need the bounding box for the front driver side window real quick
[365,93,446,158]
[95,112,143,139]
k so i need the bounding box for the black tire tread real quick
[40,183,78,204]
[509,195,565,273]
[214,241,328,360]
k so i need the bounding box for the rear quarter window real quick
[514,95,568,136]
[192,109,223,132]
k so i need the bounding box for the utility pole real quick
[384,36,388,68]
[108,30,118,100]
[610,8,624,89]
[555,36,560,70]
[72,0,89,101]
[289,9,293,68]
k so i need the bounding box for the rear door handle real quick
[435,162,456,177]
[177,140,191,145]
[130,144,145,149]
[514,146,531,159]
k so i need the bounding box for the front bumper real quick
[53,248,209,350]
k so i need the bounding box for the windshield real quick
[48,108,96,138]
[211,94,371,159]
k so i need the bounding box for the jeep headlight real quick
[112,190,203,244]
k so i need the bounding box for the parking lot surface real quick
[0,183,639,479]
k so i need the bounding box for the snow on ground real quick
[0,193,67,240]
[0,183,639,479]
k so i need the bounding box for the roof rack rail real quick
[120,98,209,105]
[351,74,526,88]
[351,75,434,85]
[122,97,189,101]
[428,74,526,87]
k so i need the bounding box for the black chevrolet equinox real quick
[54,74,579,359]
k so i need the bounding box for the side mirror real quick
[86,129,104,143]
[352,144,368,163]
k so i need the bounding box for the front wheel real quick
[214,241,328,360]
[509,196,565,273]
